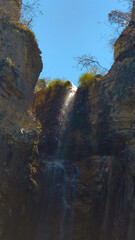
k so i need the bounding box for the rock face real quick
[70,7,135,239]
[0,14,42,240]
[0,21,42,133]
[0,0,22,21]
[1,1,135,240]
[33,4,135,240]
[33,81,73,155]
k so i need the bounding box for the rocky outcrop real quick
[0,20,42,132]
[0,0,22,21]
[0,13,42,239]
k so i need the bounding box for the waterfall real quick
[36,84,79,240]
[59,84,77,131]
[57,84,77,155]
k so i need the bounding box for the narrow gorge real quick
[1,0,135,240]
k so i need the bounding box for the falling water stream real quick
[36,84,79,240]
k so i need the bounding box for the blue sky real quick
[33,0,129,86]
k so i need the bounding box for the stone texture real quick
[0,0,22,21]
[0,17,43,240]
[1,1,135,240]
[0,20,42,133]
[33,81,73,156]
[33,4,135,240]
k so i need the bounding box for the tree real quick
[108,0,135,29]
[108,10,131,27]
[107,0,135,47]
[0,0,42,28]
[21,0,42,28]
[74,1,134,74]
[108,0,134,48]
[73,55,108,75]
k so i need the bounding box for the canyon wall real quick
[0,8,43,239]
[1,1,135,240]
[33,4,135,240]
[0,0,22,21]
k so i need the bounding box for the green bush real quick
[47,78,70,88]
[78,72,97,87]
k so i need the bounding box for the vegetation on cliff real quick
[78,72,96,87]
[78,72,101,88]
[47,78,71,88]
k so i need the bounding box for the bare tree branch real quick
[0,0,42,28]
[108,0,135,28]
[108,0,134,48]
[73,55,108,75]
[21,0,42,28]
[108,10,131,27]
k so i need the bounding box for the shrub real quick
[47,78,70,88]
[78,72,97,87]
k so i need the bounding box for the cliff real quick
[32,4,135,240]
[0,14,43,240]
[68,10,135,239]
[0,0,22,21]
[33,81,74,155]
[1,1,135,240]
